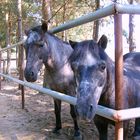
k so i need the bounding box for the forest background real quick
[0,0,140,73]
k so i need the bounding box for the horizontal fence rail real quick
[0,72,116,121]
[116,4,140,14]
[1,58,18,61]
[49,3,140,34]
[0,73,76,105]
[117,108,140,121]
[1,72,140,122]
[0,40,25,52]
[1,4,140,51]
[49,4,115,34]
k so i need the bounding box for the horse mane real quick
[30,25,70,45]
[69,40,98,62]
[30,25,42,34]
[47,32,70,45]
[69,39,114,71]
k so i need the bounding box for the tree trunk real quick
[129,0,136,52]
[42,0,52,28]
[17,0,24,89]
[5,1,11,75]
[92,0,100,41]
[62,0,67,41]
[42,0,52,88]
[16,29,19,70]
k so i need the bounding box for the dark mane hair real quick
[30,25,69,45]
[31,25,42,34]
[69,40,98,62]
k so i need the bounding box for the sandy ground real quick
[0,71,134,140]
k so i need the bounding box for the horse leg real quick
[94,116,108,140]
[123,120,130,140]
[132,118,140,140]
[70,105,82,140]
[53,99,62,134]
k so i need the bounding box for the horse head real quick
[24,23,48,82]
[69,35,108,121]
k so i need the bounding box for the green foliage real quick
[0,0,97,47]
[0,0,42,48]
[0,0,136,48]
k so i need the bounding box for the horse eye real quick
[99,62,106,72]
[36,41,44,47]
[40,44,44,47]
[71,62,79,70]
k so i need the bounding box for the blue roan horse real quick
[24,23,81,139]
[69,35,140,140]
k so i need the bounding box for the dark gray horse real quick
[69,35,140,140]
[24,23,81,139]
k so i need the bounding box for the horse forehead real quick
[83,51,97,66]
[27,31,40,44]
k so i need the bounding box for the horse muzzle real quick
[24,68,38,82]
[76,97,97,122]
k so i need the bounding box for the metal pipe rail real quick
[0,40,25,52]
[0,73,76,105]
[116,4,140,14]
[0,72,116,121]
[49,4,140,34]
[1,72,140,122]
[0,4,140,52]
[49,4,115,34]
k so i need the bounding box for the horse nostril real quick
[89,104,93,112]
[30,71,34,77]
[31,71,34,76]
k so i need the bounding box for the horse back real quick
[123,52,140,108]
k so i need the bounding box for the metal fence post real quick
[114,13,124,140]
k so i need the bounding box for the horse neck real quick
[102,56,115,97]
[107,60,115,84]
[100,50,115,83]
[98,59,115,108]
[45,33,73,70]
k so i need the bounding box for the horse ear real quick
[98,35,108,50]
[41,22,48,32]
[24,25,30,35]
[25,29,30,36]
[69,40,77,49]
